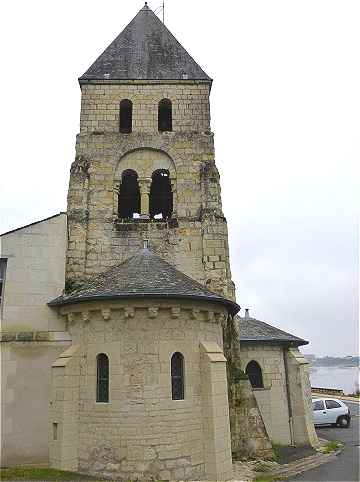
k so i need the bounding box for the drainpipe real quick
[283,346,295,446]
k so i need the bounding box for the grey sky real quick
[0,0,358,356]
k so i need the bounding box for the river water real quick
[309,366,360,395]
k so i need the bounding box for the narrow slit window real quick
[149,169,173,220]
[118,169,141,219]
[96,353,109,403]
[119,99,133,133]
[158,99,172,132]
[53,422,58,441]
[171,352,184,400]
[245,360,264,388]
[0,259,7,308]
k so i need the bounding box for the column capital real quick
[138,177,152,194]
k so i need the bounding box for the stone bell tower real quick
[66,3,235,301]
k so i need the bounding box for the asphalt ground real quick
[290,400,360,482]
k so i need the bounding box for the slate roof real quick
[79,3,211,82]
[238,316,308,346]
[49,248,239,314]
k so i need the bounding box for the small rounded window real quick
[119,99,133,133]
[96,353,109,402]
[245,360,264,388]
[171,352,184,400]
[158,99,172,132]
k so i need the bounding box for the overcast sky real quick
[0,1,358,356]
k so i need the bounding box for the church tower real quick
[66,3,235,301]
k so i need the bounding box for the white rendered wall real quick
[0,213,67,332]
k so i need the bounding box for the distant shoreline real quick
[305,356,359,368]
[311,363,359,368]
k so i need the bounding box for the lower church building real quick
[0,5,318,480]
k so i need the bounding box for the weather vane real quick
[154,1,165,24]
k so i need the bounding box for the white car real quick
[312,397,351,428]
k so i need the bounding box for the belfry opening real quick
[118,169,141,219]
[149,169,173,219]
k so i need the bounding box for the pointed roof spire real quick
[79,6,211,82]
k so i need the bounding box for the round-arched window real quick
[149,169,173,219]
[171,352,184,400]
[118,169,141,219]
[119,99,133,133]
[158,99,172,132]
[245,360,264,388]
[96,353,109,402]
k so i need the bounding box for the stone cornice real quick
[0,331,71,343]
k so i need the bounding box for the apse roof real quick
[79,3,211,82]
[238,316,308,346]
[49,247,239,314]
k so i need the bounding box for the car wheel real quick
[337,416,350,428]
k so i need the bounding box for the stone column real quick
[113,181,120,218]
[138,178,151,219]
[170,177,177,217]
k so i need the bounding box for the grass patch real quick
[323,441,341,454]
[254,475,284,482]
[254,476,274,482]
[271,444,281,463]
[0,467,104,481]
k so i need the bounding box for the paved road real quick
[290,400,359,481]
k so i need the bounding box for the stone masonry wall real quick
[79,82,211,134]
[66,81,234,300]
[50,299,231,481]
[240,344,292,446]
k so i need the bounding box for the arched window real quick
[149,169,173,220]
[118,169,141,219]
[119,99,133,133]
[171,352,184,400]
[96,353,109,402]
[245,360,264,388]
[158,99,172,132]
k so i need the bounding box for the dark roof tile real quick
[80,5,211,82]
[238,316,308,346]
[49,248,239,313]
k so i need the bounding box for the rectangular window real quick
[0,259,7,308]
